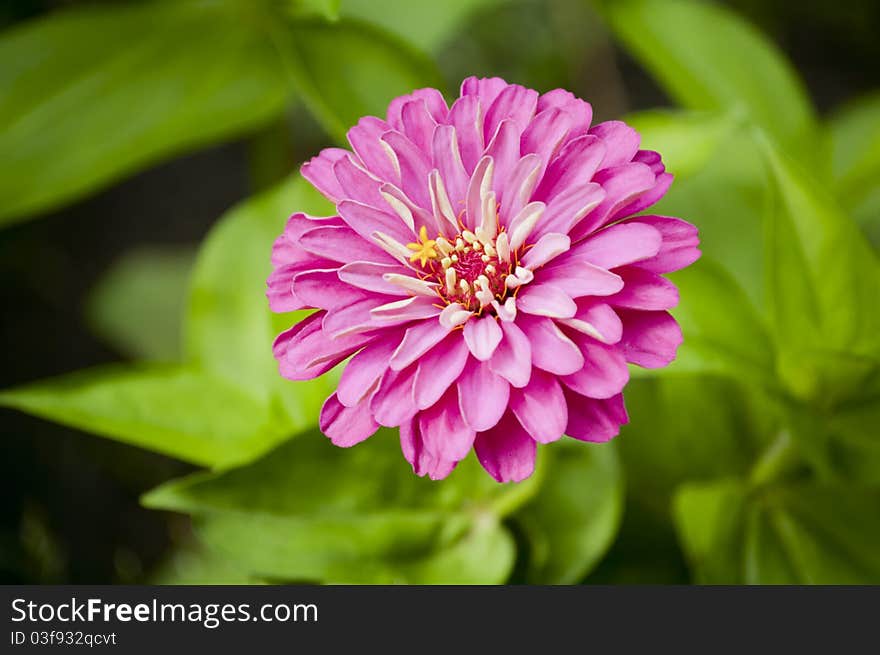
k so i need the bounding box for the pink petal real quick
[532,182,605,240]
[589,120,641,169]
[381,131,432,210]
[489,321,533,388]
[457,357,510,431]
[612,172,673,221]
[558,299,623,345]
[387,88,448,129]
[370,296,442,325]
[460,76,508,106]
[463,315,503,361]
[338,261,412,296]
[390,319,451,370]
[536,88,593,138]
[520,233,570,270]
[333,154,385,208]
[300,148,348,202]
[564,389,628,443]
[448,94,483,174]
[561,335,629,399]
[347,116,399,183]
[573,162,656,238]
[370,364,419,427]
[510,369,567,443]
[267,262,311,312]
[400,418,458,480]
[533,135,605,203]
[473,411,537,483]
[272,212,342,266]
[319,394,379,447]
[320,297,380,337]
[539,261,623,298]
[627,216,701,274]
[401,99,438,155]
[499,154,542,225]
[292,269,376,310]
[419,387,476,461]
[337,337,399,407]
[413,333,470,409]
[521,107,573,174]
[485,120,520,197]
[518,316,584,375]
[338,200,413,245]
[516,284,577,318]
[432,125,469,210]
[483,83,538,142]
[274,312,372,381]
[617,309,683,368]
[298,225,395,265]
[569,222,662,270]
[605,267,680,310]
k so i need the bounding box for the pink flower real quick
[268,77,700,482]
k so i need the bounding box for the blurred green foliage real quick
[1,0,879,583]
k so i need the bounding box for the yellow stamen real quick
[406,225,439,267]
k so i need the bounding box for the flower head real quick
[268,77,700,482]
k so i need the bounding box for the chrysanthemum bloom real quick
[268,77,700,482]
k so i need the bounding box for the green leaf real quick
[667,258,775,385]
[673,479,747,584]
[340,0,505,53]
[515,441,623,584]
[828,92,880,216]
[85,246,195,360]
[278,19,445,142]
[151,543,259,585]
[0,0,291,225]
[286,0,342,21]
[624,110,736,180]
[0,365,289,468]
[603,0,816,152]
[650,131,768,308]
[759,135,880,400]
[674,480,880,583]
[620,375,774,516]
[185,175,335,427]
[144,428,539,583]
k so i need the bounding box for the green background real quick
[1,0,879,584]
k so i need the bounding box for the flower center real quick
[407,226,515,312]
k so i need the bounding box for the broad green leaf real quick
[828,92,880,216]
[286,0,342,20]
[0,0,291,225]
[278,19,444,142]
[650,131,768,308]
[144,428,538,583]
[675,480,880,583]
[185,175,335,427]
[625,110,736,180]
[760,135,880,400]
[151,543,258,585]
[602,0,817,152]
[0,365,289,468]
[340,0,505,53]
[85,246,195,360]
[668,258,775,385]
[144,428,536,518]
[673,479,747,584]
[620,375,774,516]
[515,441,623,584]
[826,383,880,484]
